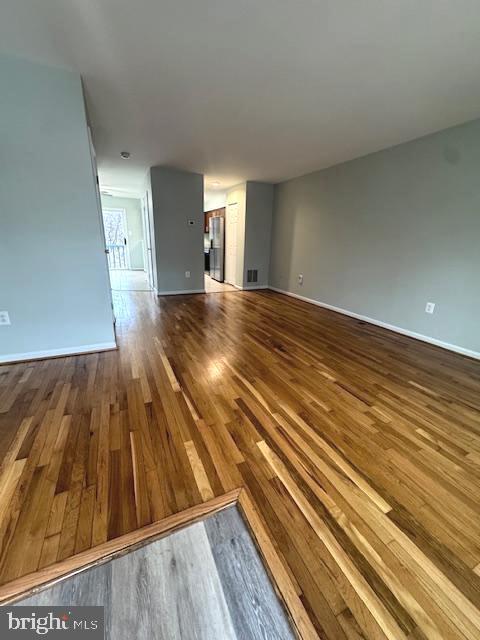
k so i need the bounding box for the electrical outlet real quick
[298,274,304,285]
[185,271,191,278]
[425,302,435,314]
[0,311,11,325]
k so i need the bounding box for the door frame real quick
[142,191,155,290]
[224,201,238,286]
[87,127,115,325]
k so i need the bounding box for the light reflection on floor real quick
[110,269,151,291]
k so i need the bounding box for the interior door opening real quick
[203,205,238,293]
[100,198,152,292]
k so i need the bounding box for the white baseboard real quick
[269,287,480,360]
[234,284,269,291]
[0,341,118,365]
[242,284,269,291]
[157,289,206,296]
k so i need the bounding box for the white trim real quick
[269,287,480,360]
[236,284,269,291]
[88,127,116,326]
[142,192,156,290]
[157,289,206,296]
[0,342,118,364]
[225,201,239,287]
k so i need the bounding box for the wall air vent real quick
[247,269,258,283]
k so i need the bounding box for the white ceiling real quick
[2,0,480,195]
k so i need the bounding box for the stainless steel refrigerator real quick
[209,216,225,282]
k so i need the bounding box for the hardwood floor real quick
[0,288,479,639]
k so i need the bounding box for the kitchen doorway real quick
[204,206,237,293]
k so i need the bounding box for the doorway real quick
[101,197,152,292]
[204,206,237,293]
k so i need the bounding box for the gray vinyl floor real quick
[16,506,294,640]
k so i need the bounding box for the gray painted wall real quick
[270,119,480,354]
[243,182,273,289]
[150,166,204,293]
[101,194,144,269]
[0,54,115,361]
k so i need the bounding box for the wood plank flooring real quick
[16,506,294,640]
[1,288,480,639]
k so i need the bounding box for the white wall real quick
[204,189,227,212]
[0,54,116,362]
[225,184,247,288]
